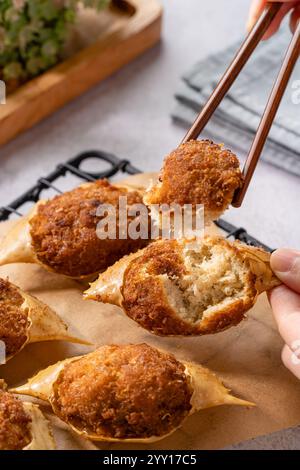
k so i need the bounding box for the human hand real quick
[247,0,300,39]
[269,249,300,378]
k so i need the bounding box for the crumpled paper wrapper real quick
[1,172,300,450]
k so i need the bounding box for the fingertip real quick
[281,344,295,376]
[282,344,300,380]
[270,249,300,294]
[281,344,290,369]
[246,14,258,32]
[247,0,265,32]
[246,20,254,33]
[271,248,296,273]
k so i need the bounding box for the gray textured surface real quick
[0,0,299,449]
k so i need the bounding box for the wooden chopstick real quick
[181,2,282,143]
[181,2,300,207]
[232,19,300,207]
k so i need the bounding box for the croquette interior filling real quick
[161,242,248,324]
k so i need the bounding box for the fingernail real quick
[271,249,300,273]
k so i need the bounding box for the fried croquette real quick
[29,180,149,277]
[13,343,253,442]
[52,344,193,439]
[144,140,244,222]
[0,384,32,450]
[0,278,29,359]
[0,277,87,361]
[86,236,280,336]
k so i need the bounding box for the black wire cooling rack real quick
[0,150,272,251]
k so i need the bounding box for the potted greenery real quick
[0,0,110,93]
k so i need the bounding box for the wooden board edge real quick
[0,0,162,147]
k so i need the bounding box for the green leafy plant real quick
[0,0,110,92]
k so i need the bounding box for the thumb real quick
[271,248,300,294]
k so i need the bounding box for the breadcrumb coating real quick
[144,140,244,221]
[52,344,193,439]
[0,386,31,450]
[0,278,29,358]
[30,180,149,277]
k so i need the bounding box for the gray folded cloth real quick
[172,27,300,176]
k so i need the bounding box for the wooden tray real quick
[0,0,162,147]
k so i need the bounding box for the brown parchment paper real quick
[0,172,300,450]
